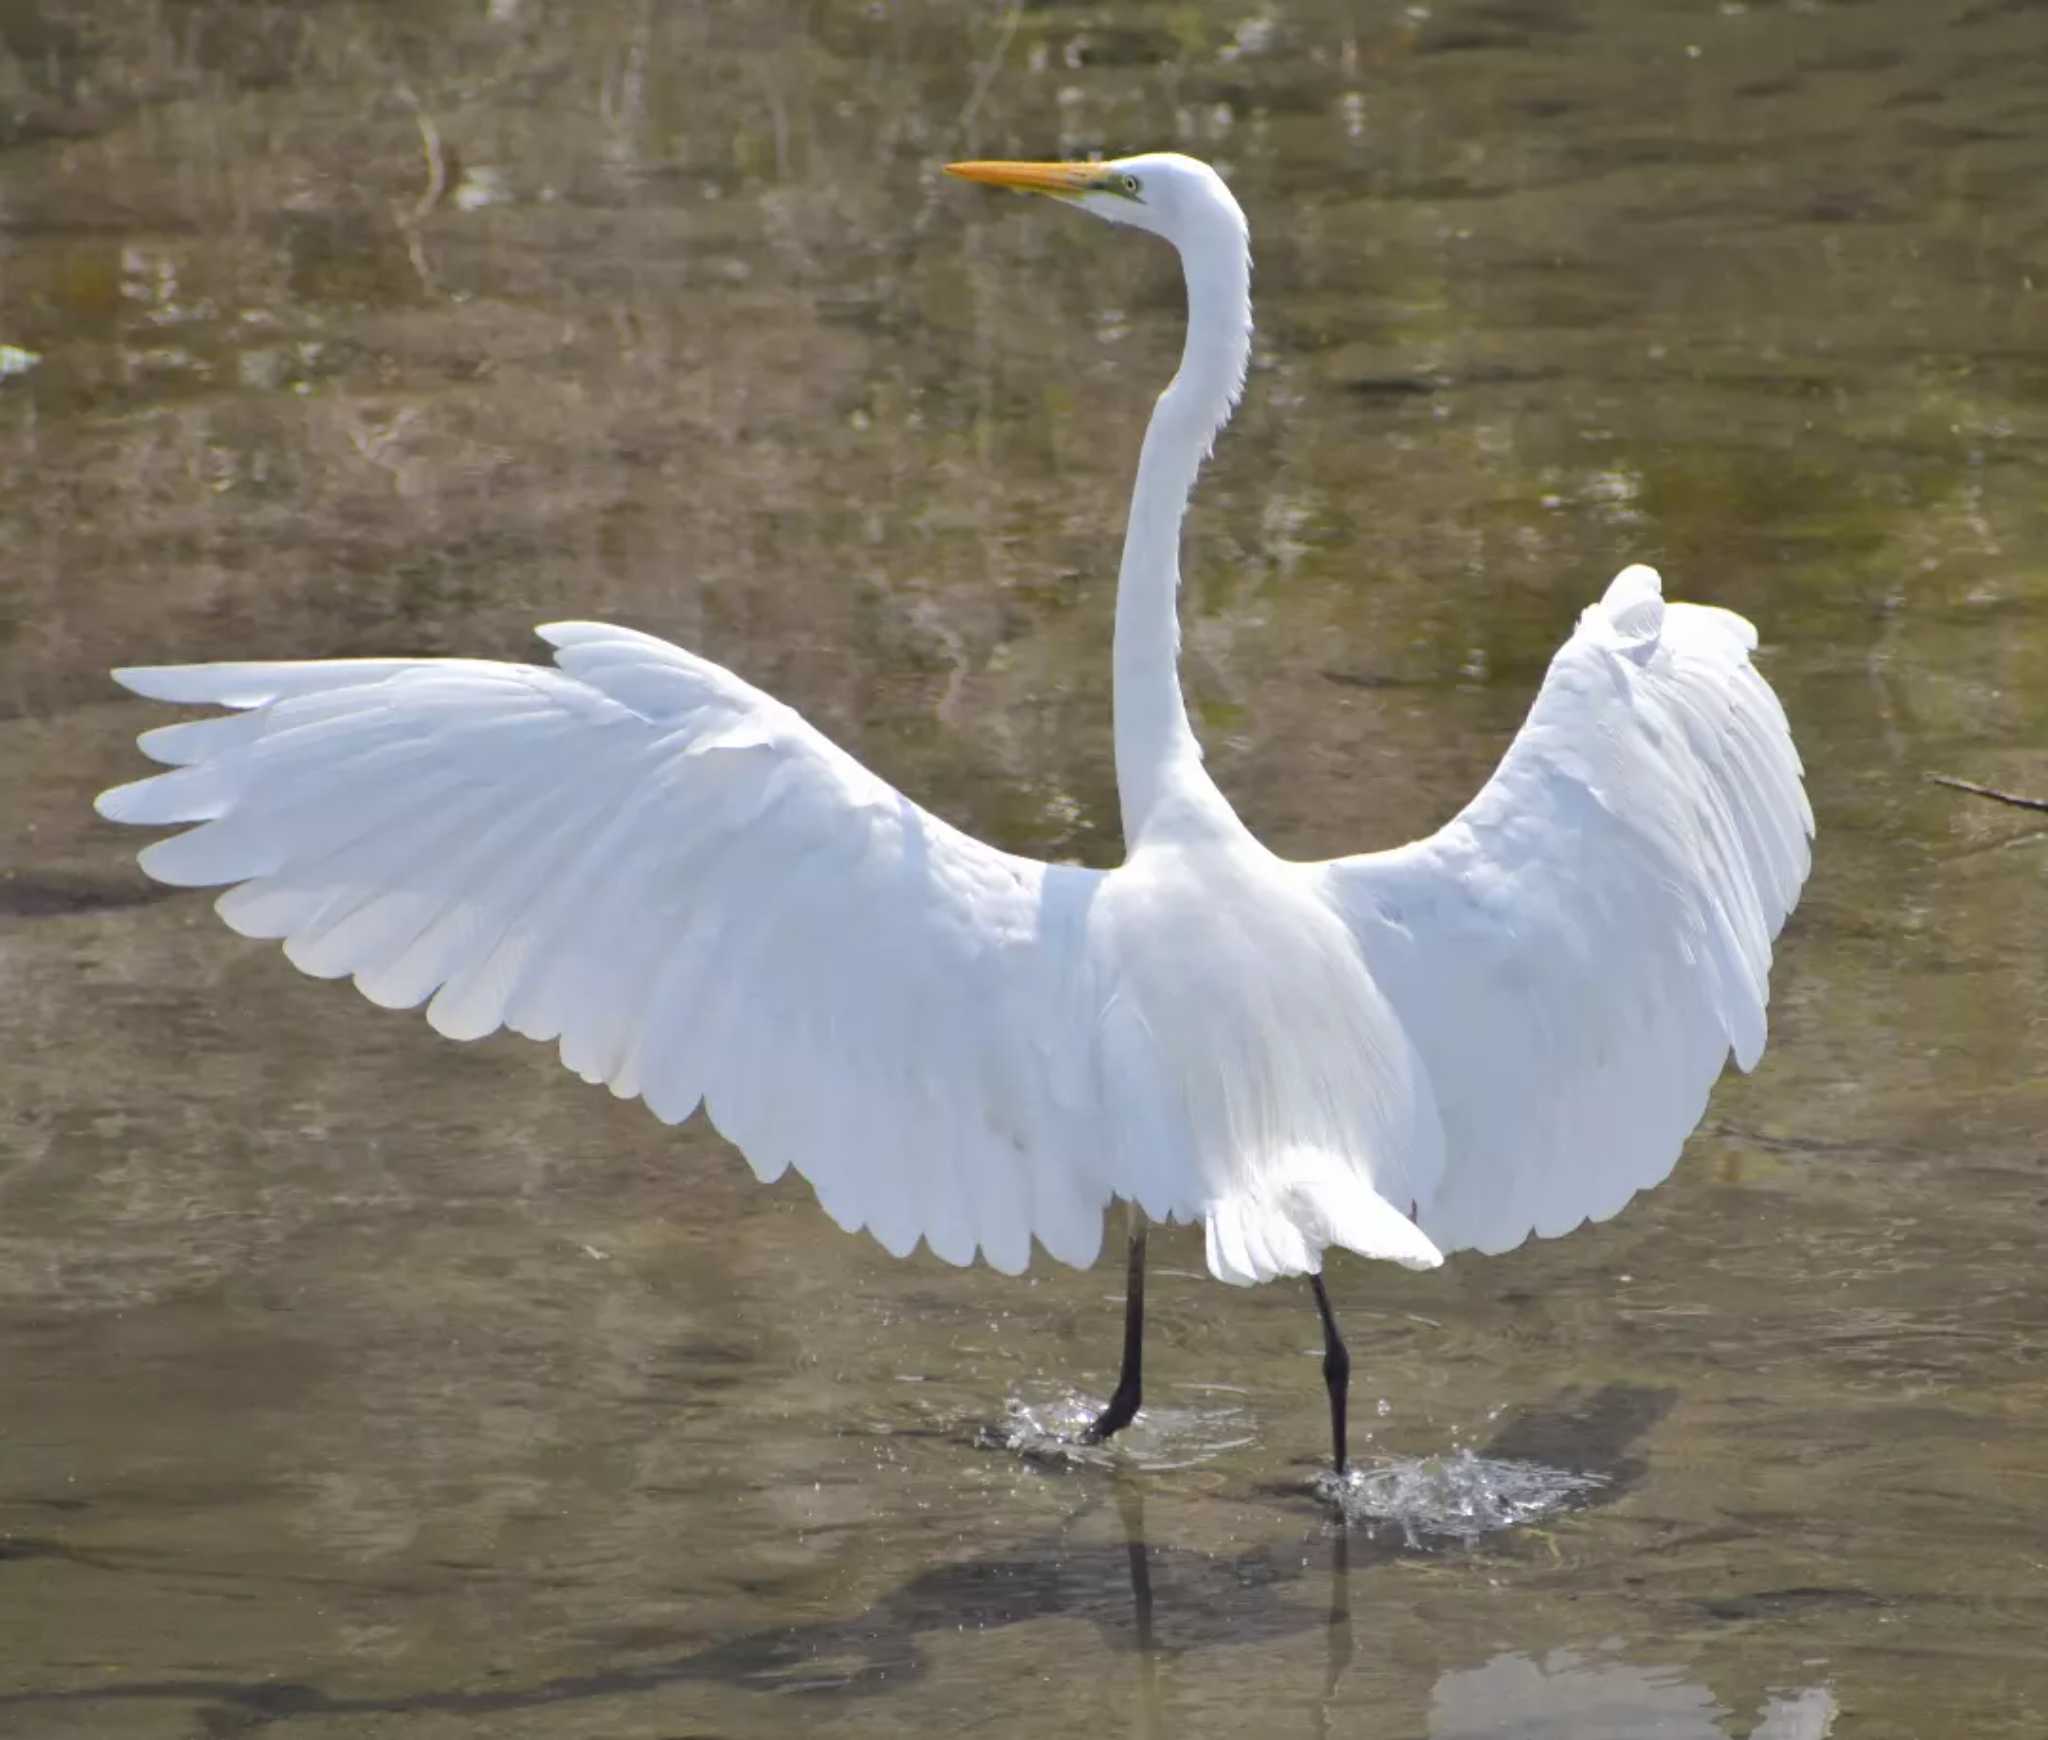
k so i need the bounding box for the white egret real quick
[96,155,1811,1475]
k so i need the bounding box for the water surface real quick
[4,2,2046,1735]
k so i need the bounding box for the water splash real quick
[1317,1448,1606,1544]
[981,1388,1257,1471]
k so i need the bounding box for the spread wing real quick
[1315,566,1813,1256]
[96,623,1113,1273]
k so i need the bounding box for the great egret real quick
[96,154,1811,1476]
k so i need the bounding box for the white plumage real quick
[96,155,1811,1311]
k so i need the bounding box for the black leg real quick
[1083,1219,1147,1443]
[1309,1271,1351,1477]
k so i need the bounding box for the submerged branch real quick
[1926,773,2048,815]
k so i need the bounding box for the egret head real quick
[946,153,1247,255]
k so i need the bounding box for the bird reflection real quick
[0,1385,1835,1736]
[1428,1648,1838,1740]
[1116,1474,1156,1656]
[1114,1475,1165,1740]
[1108,1488,1835,1740]
[1110,1459,1357,1740]
[1313,1524,1355,1740]
[1326,1524,1354,1688]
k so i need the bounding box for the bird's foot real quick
[1081,1382,1141,1445]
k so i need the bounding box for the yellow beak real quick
[945,159,1102,198]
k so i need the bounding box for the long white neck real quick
[1113,225,1253,849]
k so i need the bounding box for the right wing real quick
[96,622,1115,1273]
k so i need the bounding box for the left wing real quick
[1313,566,1813,1256]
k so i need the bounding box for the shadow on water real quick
[0,1385,1668,1727]
[0,868,178,919]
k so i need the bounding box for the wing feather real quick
[98,624,1111,1272]
[1316,566,1812,1257]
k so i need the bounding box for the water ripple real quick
[980,1387,1258,1471]
[1316,1449,1607,1544]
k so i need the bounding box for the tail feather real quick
[1202,1150,1443,1285]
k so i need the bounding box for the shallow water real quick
[3,1,2046,1734]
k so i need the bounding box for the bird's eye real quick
[1119,173,1142,197]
